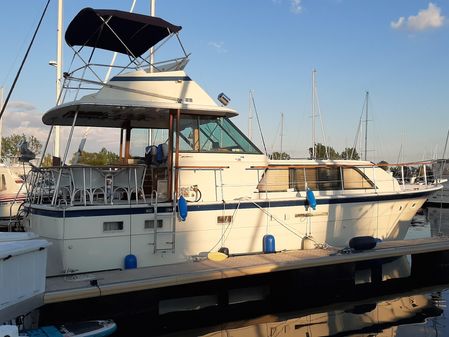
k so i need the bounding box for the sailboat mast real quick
[312,69,316,159]
[248,90,253,141]
[364,91,368,161]
[280,112,284,155]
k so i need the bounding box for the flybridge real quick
[59,7,190,106]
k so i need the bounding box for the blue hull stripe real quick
[28,190,431,218]
[110,76,191,82]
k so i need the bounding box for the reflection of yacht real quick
[426,180,449,208]
[427,207,449,237]
[23,8,441,276]
[198,294,442,337]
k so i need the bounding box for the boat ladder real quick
[151,192,176,254]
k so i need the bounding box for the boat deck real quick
[44,237,449,304]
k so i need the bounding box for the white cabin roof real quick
[42,70,237,128]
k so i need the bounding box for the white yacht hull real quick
[26,189,431,276]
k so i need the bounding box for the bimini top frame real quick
[59,8,190,105]
[65,7,182,58]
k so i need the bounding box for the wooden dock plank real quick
[44,237,449,304]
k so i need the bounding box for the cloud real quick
[2,101,49,143]
[208,41,228,54]
[391,3,445,31]
[391,16,405,30]
[6,101,36,112]
[1,100,120,156]
[272,0,303,14]
[290,0,302,14]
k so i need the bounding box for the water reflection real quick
[197,293,444,337]
[113,208,449,337]
[427,208,449,237]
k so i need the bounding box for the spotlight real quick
[217,93,230,106]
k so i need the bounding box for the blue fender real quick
[178,195,188,221]
[306,188,317,210]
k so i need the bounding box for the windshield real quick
[178,116,261,154]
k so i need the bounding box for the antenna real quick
[248,90,253,141]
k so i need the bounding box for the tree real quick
[377,160,389,171]
[73,148,119,165]
[1,134,42,159]
[309,143,340,160]
[271,152,291,160]
[341,147,360,160]
[41,154,53,167]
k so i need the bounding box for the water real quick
[113,208,449,337]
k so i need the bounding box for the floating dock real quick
[44,237,449,305]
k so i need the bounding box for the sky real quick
[0,0,448,163]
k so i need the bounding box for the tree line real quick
[271,143,360,160]
[1,134,118,165]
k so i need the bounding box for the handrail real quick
[176,165,229,170]
[249,161,436,170]
[30,165,148,206]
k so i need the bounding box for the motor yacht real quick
[22,8,442,276]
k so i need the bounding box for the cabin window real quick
[177,116,261,154]
[103,221,124,231]
[179,116,200,151]
[130,128,169,158]
[343,168,374,189]
[144,219,163,229]
[258,167,374,192]
[290,168,342,191]
[257,169,289,192]
[0,174,6,191]
[317,168,342,190]
[291,168,318,190]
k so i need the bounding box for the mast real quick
[311,69,316,159]
[149,0,156,72]
[248,90,253,141]
[280,112,284,155]
[364,91,369,161]
[54,0,63,159]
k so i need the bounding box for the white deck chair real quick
[70,167,90,205]
[112,168,131,203]
[90,168,107,204]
